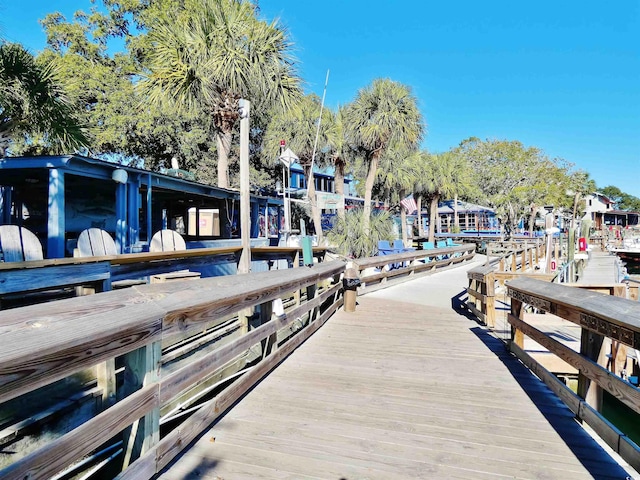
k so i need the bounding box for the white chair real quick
[150,229,186,252]
[0,225,43,262]
[77,228,117,257]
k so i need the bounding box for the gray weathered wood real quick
[156,296,629,480]
[0,225,43,262]
[77,228,117,257]
[149,229,186,253]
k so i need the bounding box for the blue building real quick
[0,155,282,258]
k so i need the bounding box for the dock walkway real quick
[158,256,632,479]
[578,249,622,284]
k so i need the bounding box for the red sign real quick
[280,139,286,146]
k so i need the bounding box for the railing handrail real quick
[0,260,346,479]
[354,243,473,270]
[507,276,640,337]
[0,260,345,405]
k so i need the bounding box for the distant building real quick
[420,200,497,233]
[583,192,639,228]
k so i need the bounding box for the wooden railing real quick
[485,240,543,273]
[466,242,551,328]
[507,277,640,471]
[353,243,476,293]
[0,246,328,307]
[0,260,345,479]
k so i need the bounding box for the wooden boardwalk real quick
[158,259,632,479]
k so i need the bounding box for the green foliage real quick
[453,137,572,234]
[345,78,424,227]
[141,0,302,188]
[600,185,640,211]
[326,208,394,259]
[0,42,88,156]
[37,6,214,172]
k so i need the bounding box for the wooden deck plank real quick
[158,293,631,479]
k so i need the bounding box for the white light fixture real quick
[112,169,128,184]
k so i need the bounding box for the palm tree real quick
[326,106,350,220]
[141,0,301,189]
[377,147,420,245]
[326,207,394,258]
[448,153,476,231]
[415,151,458,242]
[0,42,87,157]
[263,94,332,238]
[345,78,424,231]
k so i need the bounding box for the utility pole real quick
[238,98,251,275]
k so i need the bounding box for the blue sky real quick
[2,1,639,197]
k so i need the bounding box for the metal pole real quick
[238,99,251,274]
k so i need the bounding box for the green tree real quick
[325,106,352,220]
[454,137,564,237]
[345,78,424,231]
[415,151,458,242]
[376,147,421,245]
[0,42,88,156]
[600,185,640,211]
[567,170,596,227]
[326,208,394,258]
[141,0,301,188]
[39,7,217,173]
[262,94,333,238]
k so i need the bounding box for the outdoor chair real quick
[77,228,117,257]
[148,229,200,283]
[0,225,43,262]
[393,239,415,253]
[377,240,393,255]
[76,228,145,290]
[421,241,435,263]
[377,240,400,270]
[150,229,187,252]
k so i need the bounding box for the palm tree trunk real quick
[429,194,439,243]
[334,159,346,220]
[416,195,423,237]
[454,194,459,231]
[216,129,233,189]
[399,189,408,246]
[363,152,379,232]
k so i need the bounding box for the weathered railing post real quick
[510,293,524,349]
[486,271,496,328]
[343,268,360,313]
[121,341,161,468]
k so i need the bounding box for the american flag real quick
[400,195,417,214]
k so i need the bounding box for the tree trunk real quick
[334,159,346,220]
[572,192,580,229]
[399,189,408,247]
[454,193,459,231]
[528,205,536,236]
[304,164,323,242]
[215,129,232,189]
[363,152,380,232]
[416,196,423,237]
[429,194,439,243]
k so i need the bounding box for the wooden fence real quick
[354,243,476,294]
[466,242,550,328]
[0,260,345,479]
[507,277,640,471]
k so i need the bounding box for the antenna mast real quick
[307,69,330,197]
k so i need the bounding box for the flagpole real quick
[307,69,330,198]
